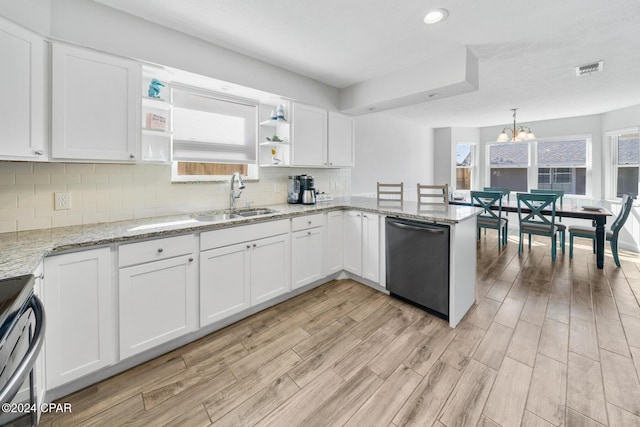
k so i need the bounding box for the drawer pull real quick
[308,220,312,225]
[188,257,194,262]
[246,245,251,249]
[252,243,257,248]
[157,248,164,253]
[307,231,311,235]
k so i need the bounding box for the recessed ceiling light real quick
[424,8,448,24]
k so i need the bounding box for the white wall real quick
[434,127,480,192]
[351,113,433,201]
[0,0,50,35]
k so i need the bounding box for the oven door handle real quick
[0,295,46,405]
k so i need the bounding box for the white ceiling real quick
[96,0,640,127]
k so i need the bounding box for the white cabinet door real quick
[325,211,344,275]
[251,234,290,305]
[344,211,363,276]
[200,243,251,327]
[0,18,46,160]
[362,213,380,283]
[291,103,327,166]
[52,44,139,161]
[119,255,197,359]
[44,247,114,389]
[292,227,324,289]
[328,111,355,167]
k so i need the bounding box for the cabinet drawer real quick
[200,219,289,251]
[291,213,324,232]
[119,234,194,267]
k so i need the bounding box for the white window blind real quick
[489,142,529,167]
[538,138,587,167]
[172,88,257,164]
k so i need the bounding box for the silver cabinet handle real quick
[252,243,257,248]
[157,248,164,253]
[246,245,251,249]
[308,220,312,225]
[307,231,311,235]
[129,154,136,159]
[34,150,44,155]
[363,214,368,218]
[188,257,194,262]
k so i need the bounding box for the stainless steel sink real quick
[192,212,241,222]
[235,208,278,217]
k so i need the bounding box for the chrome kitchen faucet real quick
[229,172,246,209]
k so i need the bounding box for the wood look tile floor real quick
[40,232,640,427]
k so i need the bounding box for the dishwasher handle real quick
[388,220,446,234]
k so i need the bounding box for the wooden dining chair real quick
[471,190,508,250]
[417,183,448,206]
[377,182,403,204]
[568,194,634,267]
[517,193,561,261]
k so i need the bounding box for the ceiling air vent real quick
[575,60,604,76]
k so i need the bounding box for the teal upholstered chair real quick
[517,193,561,261]
[569,194,634,267]
[471,191,508,250]
[530,189,566,252]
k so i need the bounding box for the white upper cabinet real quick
[328,111,355,167]
[291,103,328,167]
[52,44,140,162]
[291,103,355,168]
[0,18,47,160]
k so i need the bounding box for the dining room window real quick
[536,137,588,195]
[456,143,475,190]
[614,130,640,198]
[488,142,529,191]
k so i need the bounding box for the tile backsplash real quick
[0,162,351,232]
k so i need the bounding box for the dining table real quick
[450,199,613,269]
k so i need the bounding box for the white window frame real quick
[485,134,592,196]
[169,84,260,182]
[608,126,640,200]
[485,141,531,192]
[455,142,477,192]
[535,134,592,197]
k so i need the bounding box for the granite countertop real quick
[0,196,481,280]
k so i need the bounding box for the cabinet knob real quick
[363,214,368,218]
[188,257,194,262]
[129,154,136,159]
[308,220,312,225]
[252,243,257,248]
[157,248,164,253]
[246,245,251,249]
[307,231,311,236]
[34,150,44,155]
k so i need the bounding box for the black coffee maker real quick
[298,175,316,205]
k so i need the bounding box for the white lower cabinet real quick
[44,247,114,389]
[292,220,325,289]
[200,220,291,327]
[325,211,344,275]
[343,210,380,283]
[118,235,197,359]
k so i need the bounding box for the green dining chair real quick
[471,191,508,250]
[483,187,510,202]
[568,194,634,267]
[517,193,560,261]
[530,189,566,253]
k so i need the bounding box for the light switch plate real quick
[54,192,71,210]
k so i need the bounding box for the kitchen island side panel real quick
[449,215,477,327]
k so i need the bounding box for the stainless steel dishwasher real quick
[385,217,450,319]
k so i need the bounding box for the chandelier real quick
[496,108,536,142]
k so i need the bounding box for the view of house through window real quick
[537,138,587,195]
[456,143,474,190]
[616,131,640,197]
[488,142,529,191]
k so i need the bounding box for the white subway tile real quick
[15,174,50,185]
[109,210,134,222]
[0,220,17,233]
[52,215,83,228]
[0,175,15,185]
[51,174,81,185]
[18,193,51,208]
[17,217,51,231]
[0,163,33,173]
[81,174,109,184]
[66,164,95,174]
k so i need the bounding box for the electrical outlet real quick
[54,192,71,210]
